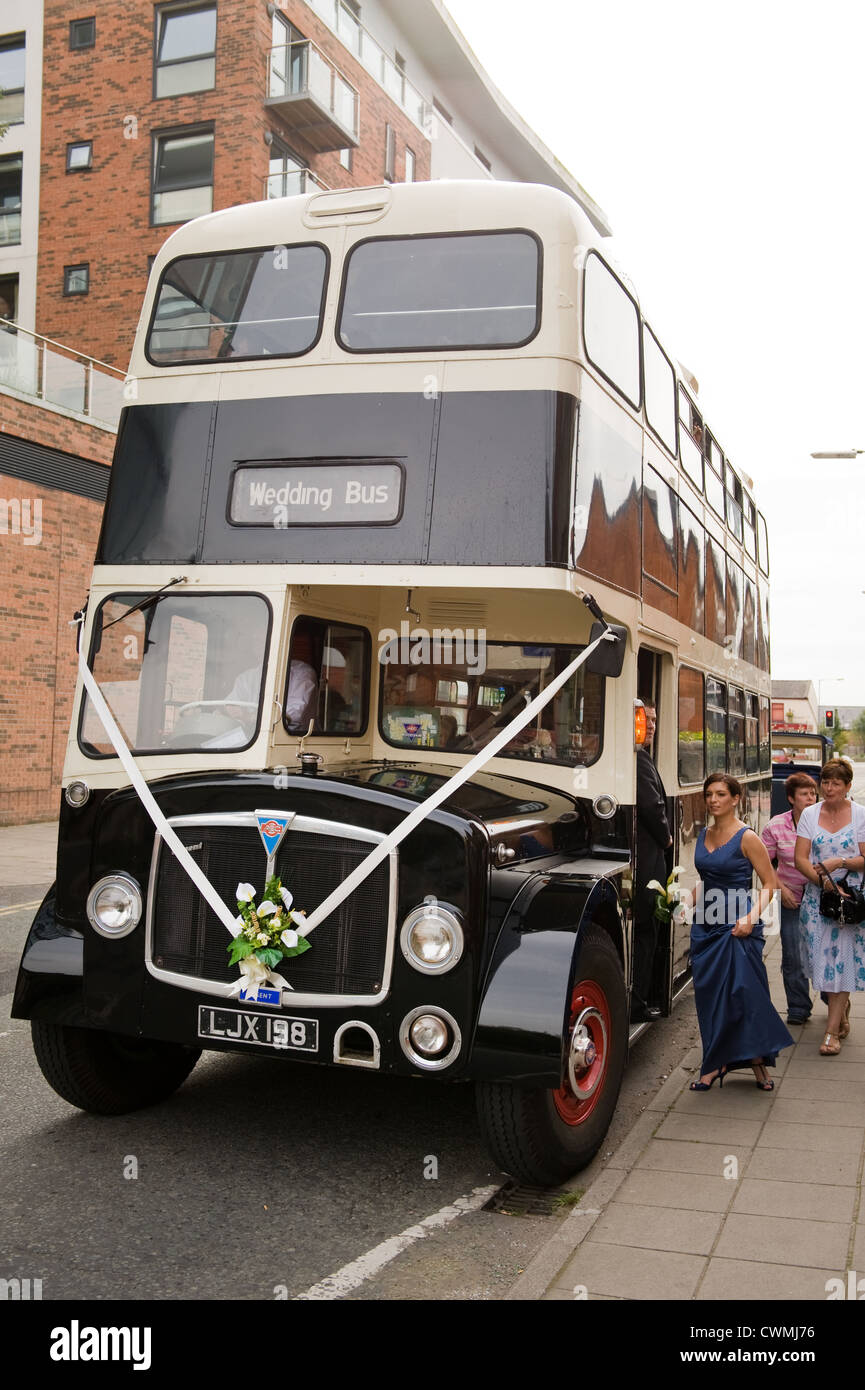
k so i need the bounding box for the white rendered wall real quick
[0,0,42,333]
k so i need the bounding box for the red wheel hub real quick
[552,978,611,1125]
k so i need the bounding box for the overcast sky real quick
[447,0,865,706]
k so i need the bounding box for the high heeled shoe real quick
[752,1062,774,1091]
[689,1067,726,1091]
[839,999,851,1040]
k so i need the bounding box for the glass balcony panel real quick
[383,58,404,104]
[405,80,426,127]
[307,46,332,108]
[89,370,124,428]
[361,33,384,82]
[333,74,357,137]
[43,349,86,415]
[337,3,361,54]
[0,332,38,393]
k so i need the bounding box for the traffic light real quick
[825,709,834,729]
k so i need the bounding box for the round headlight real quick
[400,899,464,974]
[86,874,142,938]
[65,780,90,807]
[399,1006,462,1071]
[410,1014,449,1056]
[592,793,619,820]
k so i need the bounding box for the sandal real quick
[689,1066,726,1092]
[839,999,851,1040]
[752,1062,774,1091]
[819,1032,842,1056]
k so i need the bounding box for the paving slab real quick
[613,1169,735,1213]
[776,1076,865,1103]
[853,1227,865,1268]
[755,1120,863,1154]
[713,1212,850,1269]
[730,1177,856,1224]
[654,1112,764,1146]
[696,1256,841,1301]
[766,1097,865,1128]
[744,1146,861,1187]
[784,1060,865,1083]
[554,1243,706,1300]
[673,1086,782,1119]
[585,1200,723,1255]
[634,1138,751,1177]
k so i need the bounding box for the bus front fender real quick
[469,874,623,1085]
[11,887,87,1025]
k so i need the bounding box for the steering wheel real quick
[176,699,259,716]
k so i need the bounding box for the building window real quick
[69,17,96,50]
[155,3,216,99]
[0,34,25,127]
[404,147,415,182]
[432,97,453,126]
[266,140,308,198]
[339,147,353,172]
[474,145,492,172]
[66,141,93,172]
[0,273,18,323]
[152,128,214,225]
[0,154,22,246]
[64,264,90,296]
[384,124,396,181]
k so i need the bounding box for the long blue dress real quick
[691,825,793,1074]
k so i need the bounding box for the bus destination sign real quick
[230,461,403,526]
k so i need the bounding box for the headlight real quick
[399,1006,462,1070]
[86,873,143,938]
[64,780,90,807]
[400,898,464,974]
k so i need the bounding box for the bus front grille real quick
[148,819,392,997]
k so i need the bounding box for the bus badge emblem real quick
[256,813,294,860]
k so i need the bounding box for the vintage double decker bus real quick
[13,180,771,1184]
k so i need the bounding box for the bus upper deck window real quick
[146,244,329,365]
[337,231,541,352]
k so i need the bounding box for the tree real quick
[851,711,865,756]
[822,723,847,753]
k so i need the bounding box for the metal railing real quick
[263,167,330,199]
[307,0,428,130]
[267,38,359,141]
[0,318,125,429]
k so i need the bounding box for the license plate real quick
[197,1005,318,1053]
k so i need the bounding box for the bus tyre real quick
[476,924,627,1186]
[31,1020,201,1115]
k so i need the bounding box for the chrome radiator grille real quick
[148,815,393,998]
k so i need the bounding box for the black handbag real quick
[820,872,865,926]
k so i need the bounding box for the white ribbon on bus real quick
[76,615,615,941]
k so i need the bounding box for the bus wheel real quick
[31,1021,201,1115]
[476,924,627,1186]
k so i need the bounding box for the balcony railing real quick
[306,0,427,131]
[0,319,125,429]
[266,39,359,151]
[263,167,330,199]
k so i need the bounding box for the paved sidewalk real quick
[509,933,865,1301]
[0,819,58,900]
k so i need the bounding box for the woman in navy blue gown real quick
[690,773,793,1091]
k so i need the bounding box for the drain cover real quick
[484,1181,580,1217]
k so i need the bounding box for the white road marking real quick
[295,1184,499,1300]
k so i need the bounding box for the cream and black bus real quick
[13,180,771,1184]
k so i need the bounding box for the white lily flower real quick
[233,914,245,931]
[646,880,664,893]
[280,928,299,950]
[668,865,684,879]
[236,882,257,902]
[258,899,277,916]
[279,886,294,909]
[291,910,308,933]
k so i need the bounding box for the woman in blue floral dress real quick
[794,760,865,1055]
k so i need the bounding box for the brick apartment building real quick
[0,0,609,824]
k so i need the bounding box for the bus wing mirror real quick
[585,623,626,678]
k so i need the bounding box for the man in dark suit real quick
[632,702,672,1022]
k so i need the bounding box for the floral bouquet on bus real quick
[227,876,311,1001]
[646,866,689,928]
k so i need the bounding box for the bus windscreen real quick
[338,231,541,352]
[146,244,328,364]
